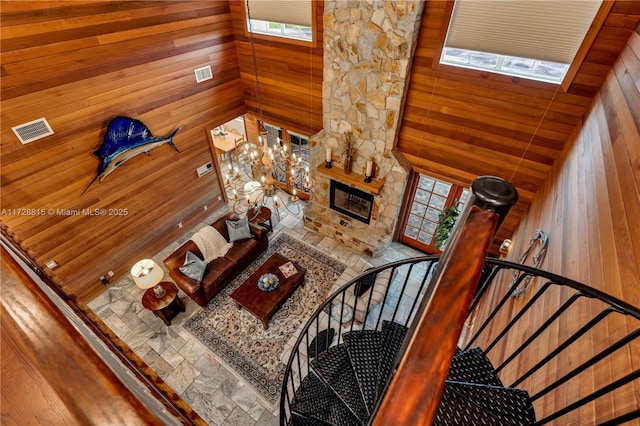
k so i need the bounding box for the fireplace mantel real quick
[316,164,385,195]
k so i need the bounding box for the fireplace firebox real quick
[330,180,374,224]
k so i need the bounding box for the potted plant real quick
[434,201,461,251]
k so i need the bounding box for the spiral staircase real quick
[290,321,535,425]
[280,177,640,426]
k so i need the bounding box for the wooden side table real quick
[141,281,185,326]
[249,205,273,233]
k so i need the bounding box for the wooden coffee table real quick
[230,252,306,329]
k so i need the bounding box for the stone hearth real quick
[304,0,423,257]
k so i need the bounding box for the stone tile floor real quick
[88,171,424,425]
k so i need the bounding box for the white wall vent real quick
[194,65,213,83]
[12,118,54,144]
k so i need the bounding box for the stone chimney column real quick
[305,0,424,257]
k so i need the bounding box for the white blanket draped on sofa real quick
[190,226,232,263]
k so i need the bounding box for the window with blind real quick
[246,0,313,42]
[440,0,602,84]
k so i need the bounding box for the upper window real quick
[441,0,602,84]
[246,0,312,42]
[249,20,312,42]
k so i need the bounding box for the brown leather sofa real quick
[163,212,268,307]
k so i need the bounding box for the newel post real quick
[373,176,518,426]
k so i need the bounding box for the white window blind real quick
[247,0,312,27]
[445,0,602,64]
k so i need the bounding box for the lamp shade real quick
[131,259,163,289]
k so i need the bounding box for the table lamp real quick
[131,259,165,298]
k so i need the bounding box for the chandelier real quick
[223,1,311,218]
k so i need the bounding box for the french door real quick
[400,172,469,253]
[262,122,311,199]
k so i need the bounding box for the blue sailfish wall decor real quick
[82,116,183,194]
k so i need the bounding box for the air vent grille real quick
[12,118,54,144]
[194,65,213,83]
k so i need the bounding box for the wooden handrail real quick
[373,176,517,425]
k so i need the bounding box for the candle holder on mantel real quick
[364,158,374,183]
[325,146,333,168]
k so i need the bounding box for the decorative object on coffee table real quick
[258,273,279,291]
[278,261,298,278]
[141,281,185,326]
[230,252,306,329]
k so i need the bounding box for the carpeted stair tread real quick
[447,346,503,387]
[290,374,361,426]
[434,384,515,426]
[376,321,408,400]
[344,330,381,414]
[444,381,536,425]
[312,345,369,423]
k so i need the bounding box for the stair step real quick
[448,346,503,387]
[442,381,536,425]
[312,345,369,423]
[376,321,408,400]
[291,412,328,426]
[344,330,382,414]
[435,384,514,426]
[290,373,361,426]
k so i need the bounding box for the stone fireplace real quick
[330,180,375,224]
[303,0,424,257]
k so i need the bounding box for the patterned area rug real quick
[183,233,346,405]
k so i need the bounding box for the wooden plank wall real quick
[472,24,640,424]
[228,0,324,135]
[399,0,640,248]
[0,1,242,302]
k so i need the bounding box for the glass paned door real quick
[263,123,286,185]
[262,122,310,198]
[288,131,310,196]
[400,173,468,253]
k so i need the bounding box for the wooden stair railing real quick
[373,176,518,426]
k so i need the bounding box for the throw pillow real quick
[226,216,252,242]
[179,251,207,283]
[309,328,335,358]
[354,268,375,297]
